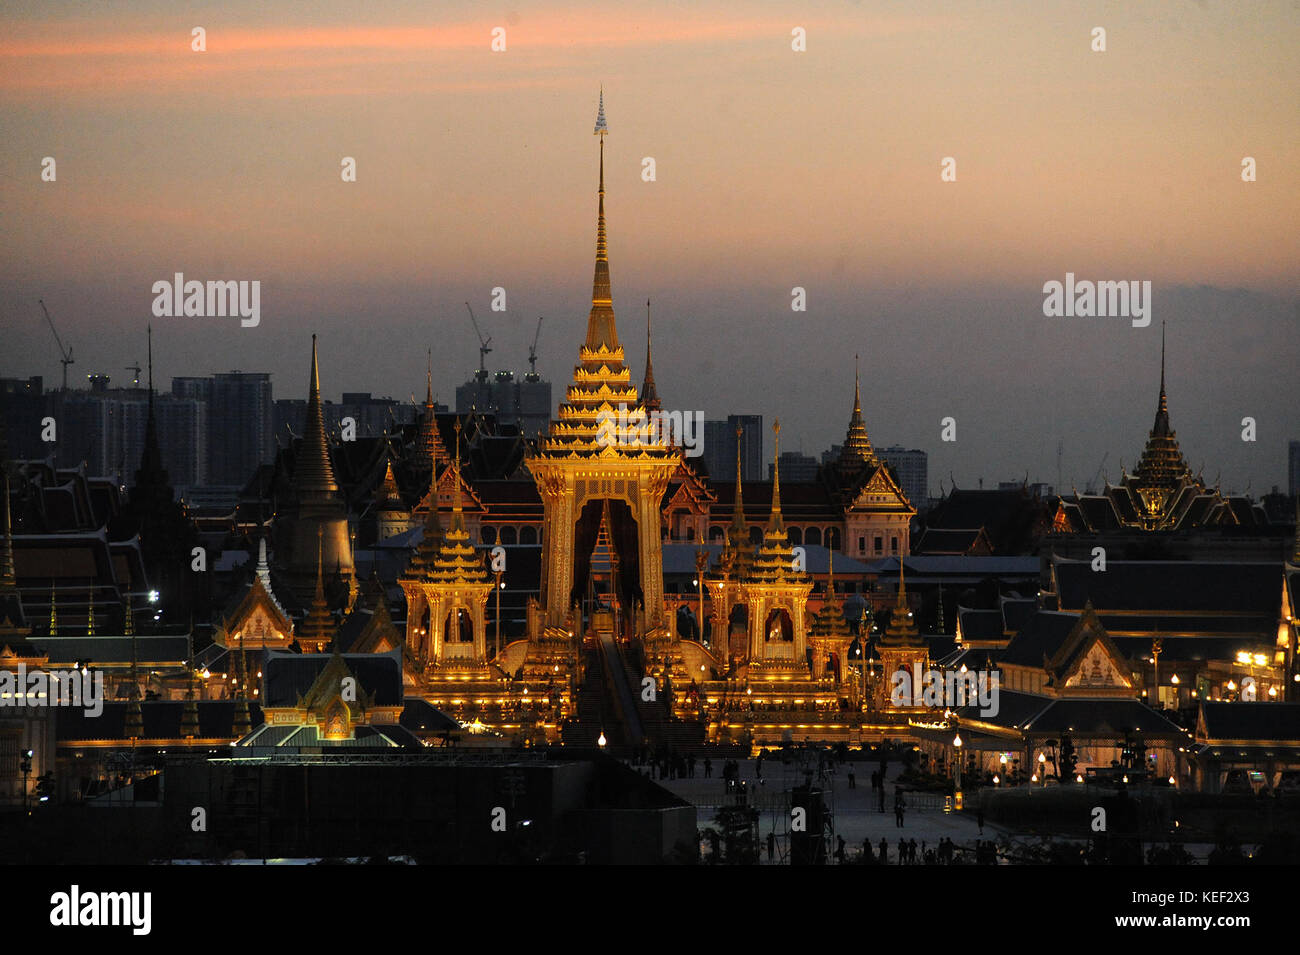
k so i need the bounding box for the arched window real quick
[749,526,762,546]
[480,526,497,545]
[500,526,517,545]
[709,526,724,542]
[788,527,803,546]
[520,526,537,545]
[805,527,822,547]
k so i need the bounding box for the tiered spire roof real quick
[747,420,803,583]
[415,351,447,467]
[296,336,339,496]
[880,557,922,646]
[426,422,492,585]
[1128,323,1194,520]
[837,355,877,473]
[534,93,678,463]
[298,528,335,651]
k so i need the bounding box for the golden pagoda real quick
[278,336,355,606]
[297,528,335,653]
[524,91,682,660]
[807,549,854,688]
[707,424,755,668]
[876,557,929,712]
[740,420,813,676]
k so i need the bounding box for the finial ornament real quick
[594,88,608,137]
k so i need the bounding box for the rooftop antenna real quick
[38,299,75,391]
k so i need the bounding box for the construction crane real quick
[1086,452,1109,495]
[526,317,544,381]
[38,299,74,391]
[464,302,492,382]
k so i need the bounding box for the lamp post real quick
[495,570,503,660]
[695,549,708,646]
[20,749,33,813]
[953,733,963,809]
[1038,751,1047,786]
[999,752,1008,786]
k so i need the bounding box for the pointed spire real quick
[1153,320,1171,437]
[767,419,784,532]
[49,580,57,635]
[449,419,467,536]
[86,583,95,637]
[295,335,339,495]
[0,470,15,591]
[586,90,619,352]
[838,354,877,472]
[256,536,272,588]
[642,298,661,413]
[299,525,334,652]
[132,323,170,494]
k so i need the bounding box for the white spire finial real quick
[594,88,608,137]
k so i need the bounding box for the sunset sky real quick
[2,0,1297,495]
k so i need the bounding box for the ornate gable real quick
[848,466,913,513]
[1049,604,1133,694]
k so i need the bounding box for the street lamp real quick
[1038,751,1047,786]
[953,733,963,808]
[20,749,33,812]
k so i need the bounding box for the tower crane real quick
[1086,452,1109,495]
[38,299,74,391]
[526,317,544,381]
[464,302,492,382]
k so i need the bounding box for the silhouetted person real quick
[878,837,888,863]
[848,770,856,789]
[704,757,712,778]
[767,831,775,861]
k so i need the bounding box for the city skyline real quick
[2,1,1297,496]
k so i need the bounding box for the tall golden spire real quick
[747,420,800,582]
[725,425,753,574]
[642,298,661,413]
[299,526,334,651]
[768,418,784,533]
[296,335,339,495]
[416,349,447,467]
[586,88,618,352]
[535,93,678,465]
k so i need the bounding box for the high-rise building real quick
[50,382,205,487]
[455,370,552,437]
[209,373,273,487]
[879,446,928,510]
[1290,440,1300,498]
[702,415,762,482]
[770,450,818,482]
